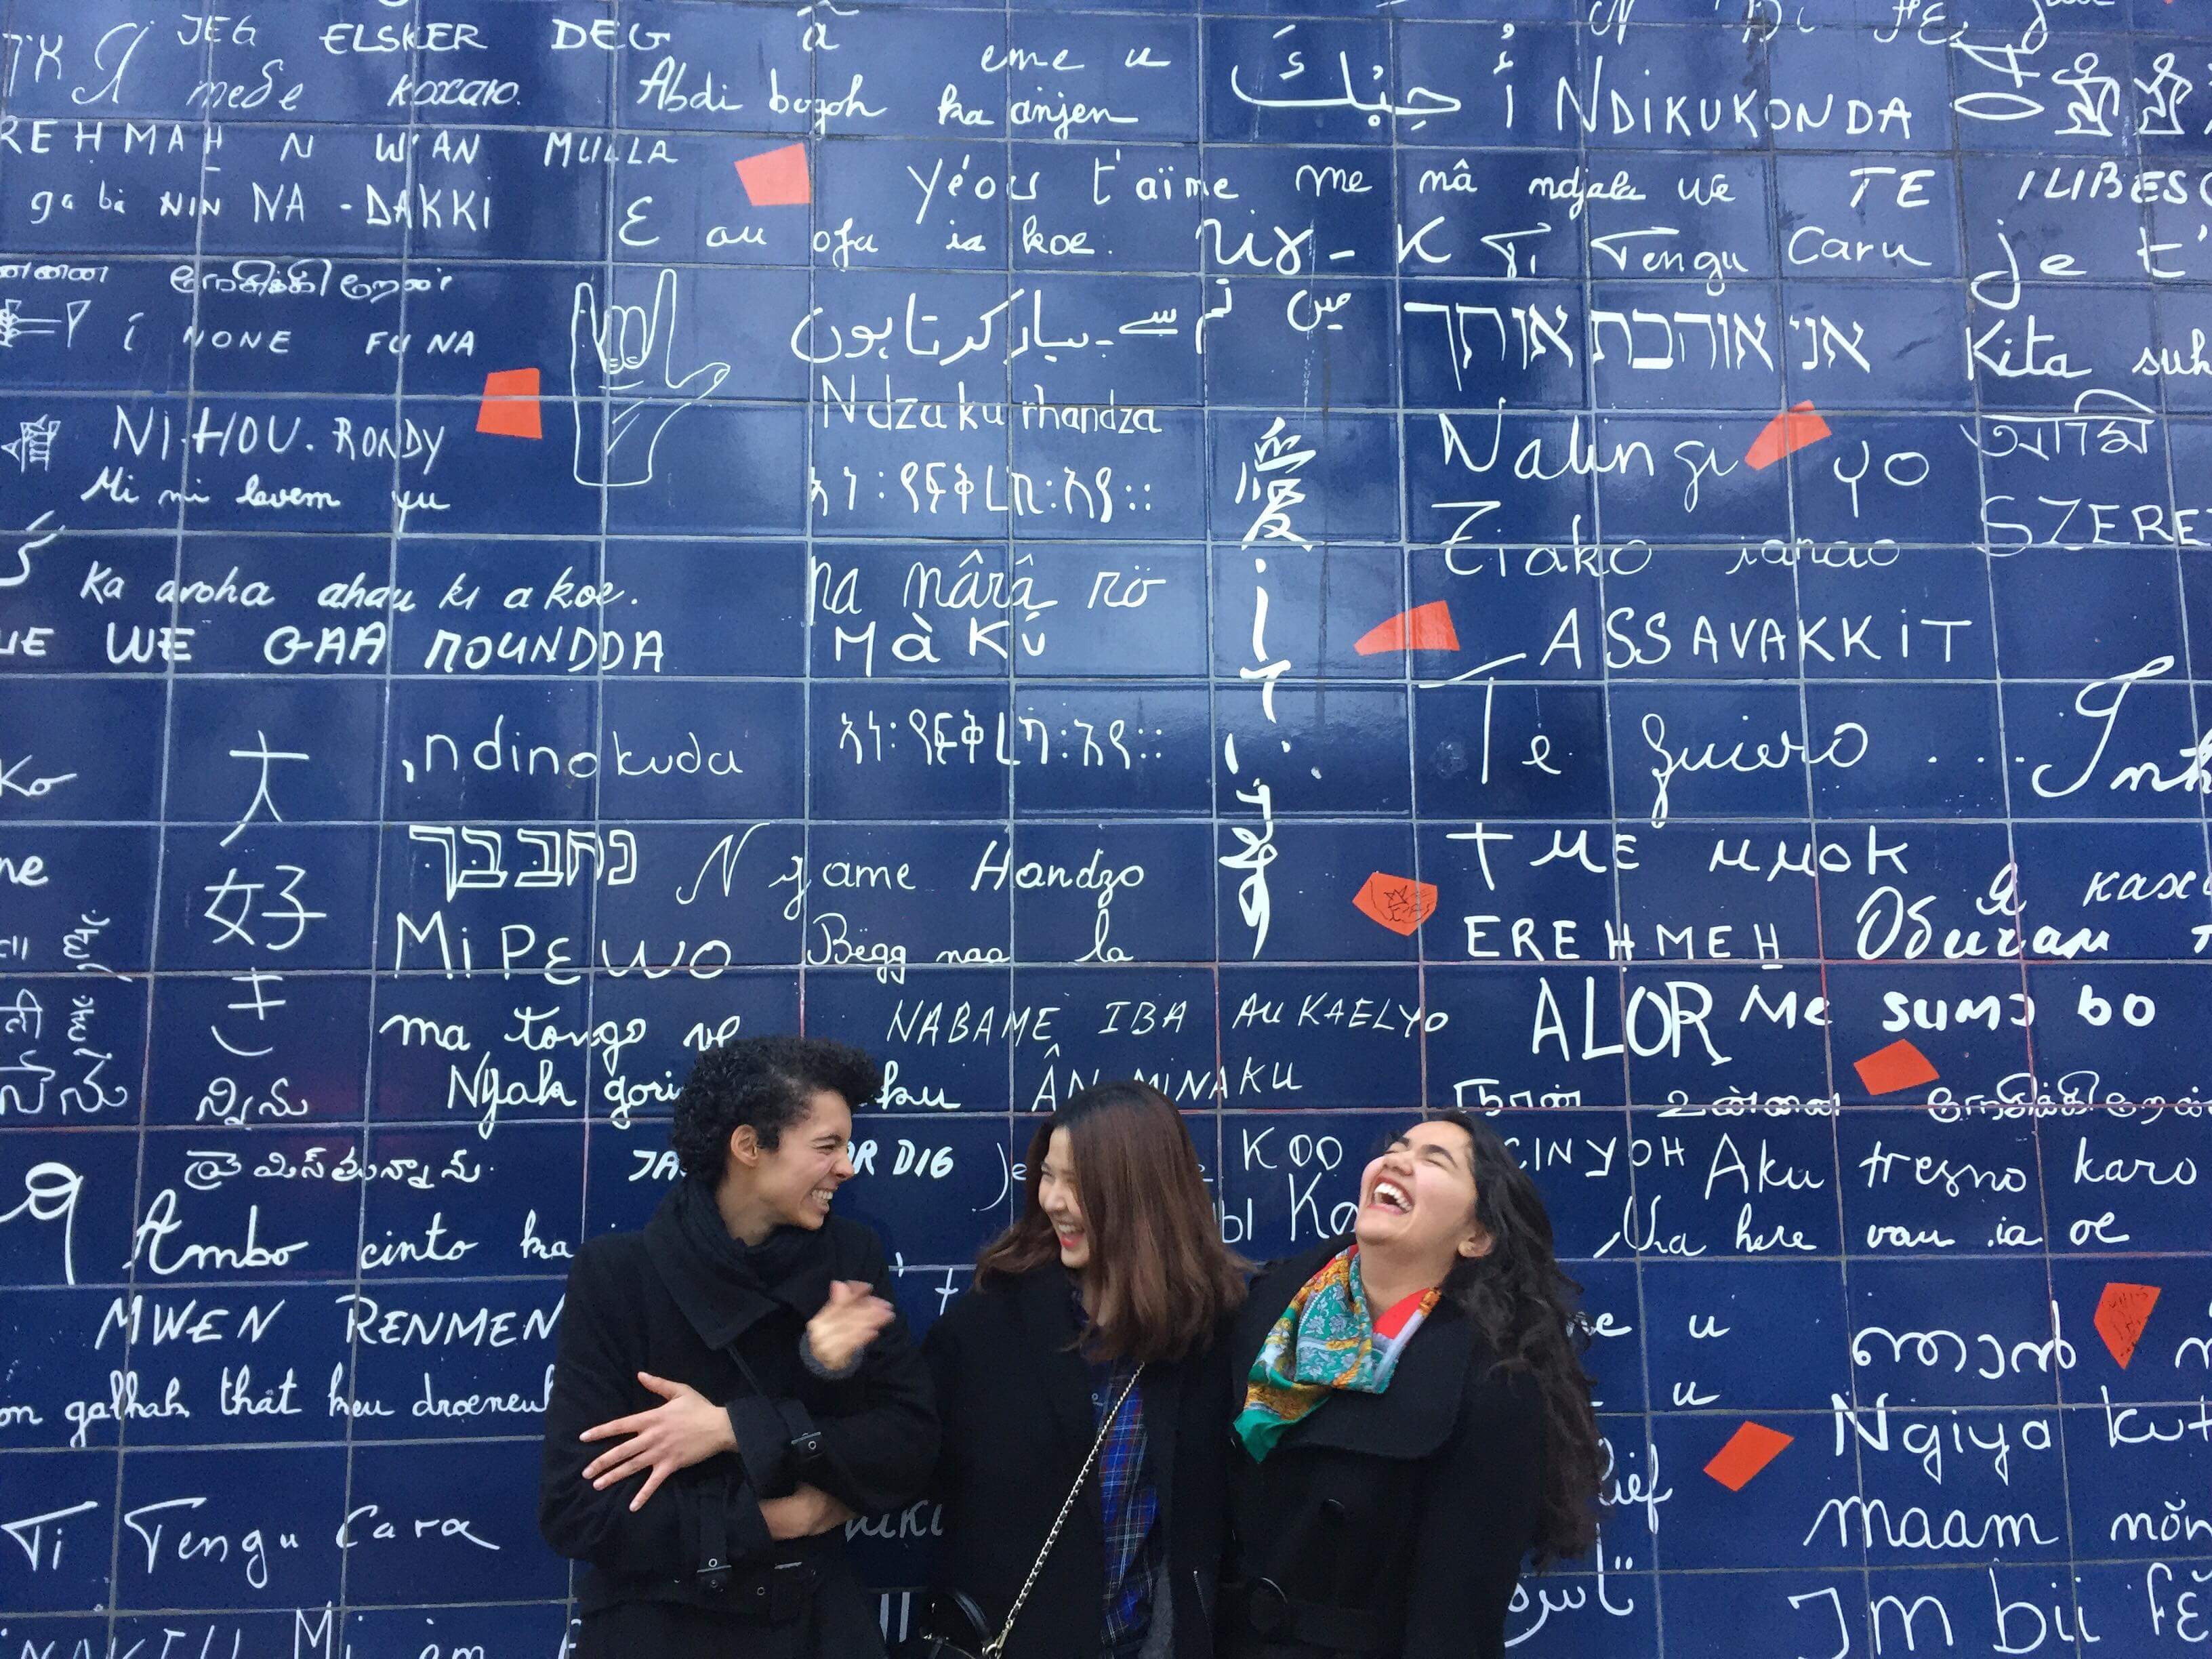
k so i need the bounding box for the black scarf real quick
[645,1175,834,1352]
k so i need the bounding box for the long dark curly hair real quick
[1427,1109,1604,1568]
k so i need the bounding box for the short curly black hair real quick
[670,1034,882,1182]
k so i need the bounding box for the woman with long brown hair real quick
[914,1080,1248,1659]
[1217,1109,1603,1659]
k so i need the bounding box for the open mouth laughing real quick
[1368,1179,1412,1215]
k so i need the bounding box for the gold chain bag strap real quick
[911,1364,1145,1659]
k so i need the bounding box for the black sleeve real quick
[538,1243,775,1580]
[920,1296,966,1507]
[1400,1364,1544,1659]
[1214,1308,1246,1425]
[725,1233,942,1517]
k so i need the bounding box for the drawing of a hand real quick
[569,268,731,489]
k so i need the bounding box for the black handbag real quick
[901,1587,996,1659]
[899,1366,1143,1659]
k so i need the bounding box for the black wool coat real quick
[922,1261,1236,1659]
[539,1188,938,1659]
[1218,1238,1544,1659]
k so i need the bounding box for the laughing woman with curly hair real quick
[1217,1110,1603,1659]
[538,1036,937,1659]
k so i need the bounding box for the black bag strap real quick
[981,1365,1143,1658]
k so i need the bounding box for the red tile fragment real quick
[1852,1038,1938,1097]
[735,144,811,207]
[476,368,542,439]
[1354,600,1460,656]
[1744,401,1831,470]
[1704,1421,1793,1492]
[1352,872,1437,937]
[2095,1282,2160,1368]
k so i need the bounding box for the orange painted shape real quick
[1744,401,1832,470]
[1852,1038,1939,1097]
[1704,1421,1793,1492]
[2095,1282,2160,1368]
[735,144,811,207]
[1354,600,1460,656]
[1353,872,1437,937]
[476,368,542,439]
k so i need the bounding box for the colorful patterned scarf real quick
[1233,1246,1439,1462]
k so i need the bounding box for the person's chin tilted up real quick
[537,1034,939,1659]
[1218,1109,1605,1659]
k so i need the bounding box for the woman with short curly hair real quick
[539,1034,939,1659]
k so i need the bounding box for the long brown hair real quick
[1428,1109,1605,1568]
[977,1080,1247,1364]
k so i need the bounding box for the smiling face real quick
[1355,1120,1490,1268]
[729,1088,856,1233]
[1038,1126,1091,1271]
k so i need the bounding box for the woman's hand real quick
[806,1279,895,1374]
[760,1483,858,1540]
[579,1372,737,1511]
